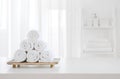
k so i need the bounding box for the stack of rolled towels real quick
[13,30,53,62]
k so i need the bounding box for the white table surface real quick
[1,56,120,79]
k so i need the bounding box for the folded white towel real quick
[27,30,39,41]
[14,49,27,62]
[27,50,39,62]
[34,41,46,52]
[86,42,111,48]
[39,50,52,62]
[20,40,33,51]
[88,38,109,43]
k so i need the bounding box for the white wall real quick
[116,8,120,54]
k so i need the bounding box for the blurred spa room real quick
[1,0,120,79]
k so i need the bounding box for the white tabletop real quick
[1,56,120,79]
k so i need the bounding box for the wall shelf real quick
[81,8,115,55]
[83,27,113,29]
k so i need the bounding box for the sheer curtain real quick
[0,0,8,57]
[41,0,66,58]
[9,0,66,58]
[0,0,7,29]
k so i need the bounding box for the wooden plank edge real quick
[7,58,60,65]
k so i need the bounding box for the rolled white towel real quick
[34,40,46,52]
[13,49,27,62]
[39,50,52,62]
[20,40,33,51]
[27,50,39,62]
[27,30,39,41]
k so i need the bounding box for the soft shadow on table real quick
[7,65,61,73]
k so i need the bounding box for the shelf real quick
[84,47,113,52]
[83,27,112,30]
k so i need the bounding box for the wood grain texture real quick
[7,58,60,68]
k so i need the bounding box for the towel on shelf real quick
[27,30,39,41]
[86,38,111,48]
[27,50,39,62]
[87,38,109,43]
[86,42,111,48]
[34,40,46,52]
[13,49,27,62]
[20,40,33,51]
[39,50,52,62]
[84,38,113,52]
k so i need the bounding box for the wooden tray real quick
[7,58,60,68]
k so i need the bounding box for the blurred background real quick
[0,0,120,59]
